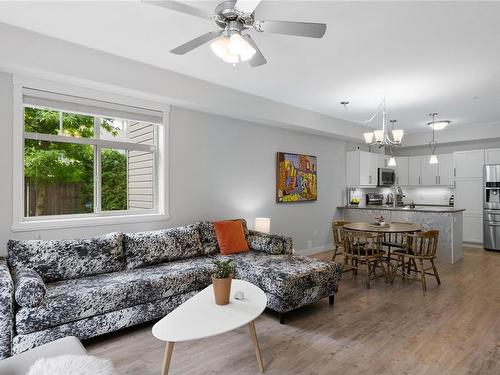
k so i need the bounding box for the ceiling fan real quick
[143,0,327,67]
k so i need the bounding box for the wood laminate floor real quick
[86,247,500,375]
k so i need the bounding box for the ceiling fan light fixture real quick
[210,36,230,58]
[221,51,239,63]
[228,33,248,54]
[210,33,256,63]
[239,42,256,61]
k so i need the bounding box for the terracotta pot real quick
[212,275,233,305]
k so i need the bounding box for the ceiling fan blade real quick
[142,0,212,20]
[234,0,262,14]
[170,31,223,55]
[242,35,267,67]
[256,20,327,38]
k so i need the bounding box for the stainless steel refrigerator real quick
[484,164,500,251]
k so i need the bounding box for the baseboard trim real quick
[464,242,484,249]
[295,245,332,256]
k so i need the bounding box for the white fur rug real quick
[27,354,114,375]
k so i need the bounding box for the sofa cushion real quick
[13,268,46,308]
[123,225,203,269]
[247,230,293,255]
[7,233,125,282]
[15,257,215,335]
[213,251,342,311]
[213,220,249,255]
[197,219,249,255]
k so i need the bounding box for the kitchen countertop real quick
[338,205,465,213]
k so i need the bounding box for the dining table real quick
[342,221,422,278]
[342,221,421,234]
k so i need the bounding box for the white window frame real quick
[12,75,170,232]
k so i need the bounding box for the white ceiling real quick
[0,1,499,134]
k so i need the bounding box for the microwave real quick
[378,168,395,187]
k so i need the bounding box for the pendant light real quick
[428,113,439,164]
[387,145,396,167]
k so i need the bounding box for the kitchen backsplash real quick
[346,187,454,206]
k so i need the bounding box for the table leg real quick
[248,320,265,373]
[161,342,174,375]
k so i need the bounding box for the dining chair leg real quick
[431,259,441,285]
[399,255,407,282]
[381,260,389,284]
[419,259,427,292]
[332,245,338,261]
[365,261,371,289]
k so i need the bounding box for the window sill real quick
[11,212,170,232]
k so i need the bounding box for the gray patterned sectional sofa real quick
[0,220,342,360]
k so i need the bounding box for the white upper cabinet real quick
[485,148,500,164]
[406,154,453,186]
[454,149,485,179]
[346,150,379,187]
[421,156,439,185]
[438,153,454,186]
[394,156,409,186]
[408,156,422,185]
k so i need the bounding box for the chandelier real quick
[363,99,404,147]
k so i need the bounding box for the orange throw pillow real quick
[213,220,249,255]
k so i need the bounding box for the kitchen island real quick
[337,205,465,264]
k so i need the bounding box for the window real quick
[13,80,169,230]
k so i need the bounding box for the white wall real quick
[0,72,346,256]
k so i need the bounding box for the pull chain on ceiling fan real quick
[143,0,327,67]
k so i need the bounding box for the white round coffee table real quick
[152,279,267,375]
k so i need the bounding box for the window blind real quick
[23,88,164,124]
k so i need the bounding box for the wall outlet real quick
[313,229,318,236]
[307,240,313,249]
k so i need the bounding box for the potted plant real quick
[212,260,234,305]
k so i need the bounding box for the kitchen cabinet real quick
[421,156,439,185]
[455,180,483,216]
[395,157,409,186]
[454,150,485,244]
[408,156,422,185]
[438,153,454,186]
[408,154,454,186]
[485,148,500,164]
[454,149,484,179]
[346,150,379,187]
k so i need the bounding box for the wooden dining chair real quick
[381,222,417,261]
[342,229,388,289]
[392,230,440,292]
[332,220,350,262]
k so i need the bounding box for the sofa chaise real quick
[0,219,342,360]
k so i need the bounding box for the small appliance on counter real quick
[394,186,405,207]
[386,193,394,206]
[449,194,454,206]
[366,193,383,206]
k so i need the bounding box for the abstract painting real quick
[276,152,317,203]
